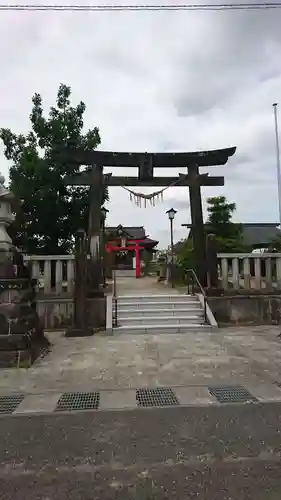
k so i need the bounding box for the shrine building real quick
[105,225,158,278]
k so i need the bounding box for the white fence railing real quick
[18,252,281,329]
[23,255,75,295]
[217,253,281,290]
[22,253,281,295]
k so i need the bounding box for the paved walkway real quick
[116,276,177,295]
[1,326,281,402]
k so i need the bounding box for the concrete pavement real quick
[1,278,281,498]
[115,276,176,295]
[1,326,281,397]
[1,404,281,499]
[2,276,281,497]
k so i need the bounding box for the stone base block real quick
[0,331,50,368]
[86,296,106,328]
[66,296,106,337]
[0,333,30,351]
[0,345,48,368]
[65,327,93,338]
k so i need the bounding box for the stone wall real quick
[37,296,106,331]
[209,294,281,325]
[37,299,74,330]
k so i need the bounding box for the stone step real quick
[113,324,212,334]
[117,300,199,310]
[117,308,204,318]
[118,315,204,326]
[117,294,197,303]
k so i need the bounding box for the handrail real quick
[112,270,118,327]
[185,268,208,324]
[113,269,117,298]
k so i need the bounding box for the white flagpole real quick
[273,103,281,228]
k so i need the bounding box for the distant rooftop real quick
[181,223,281,247]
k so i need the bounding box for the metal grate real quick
[0,394,25,414]
[208,386,258,404]
[55,392,100,412]
[136,387,179,407]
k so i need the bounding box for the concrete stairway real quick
[113,293,212,334]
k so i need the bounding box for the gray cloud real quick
[172,7,281,116]
[0,2,280,248]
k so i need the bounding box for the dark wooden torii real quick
[61,146,236,290]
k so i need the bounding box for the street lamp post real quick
[101,206,109,287]
[166,208,177,288]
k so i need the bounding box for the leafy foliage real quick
[174,238,194,269]
[206,196,244,252]
[175,196,245,276]
[176,238,195,282]
[0,83,108,254]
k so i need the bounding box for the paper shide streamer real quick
[122,186,165,208]
[121,177,183,208]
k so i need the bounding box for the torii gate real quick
[59,146,236,334]
[63,147,236,287]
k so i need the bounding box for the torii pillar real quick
[188,165,207,287]
[135,241,141,278]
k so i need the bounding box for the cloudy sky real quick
[0,1,281,248]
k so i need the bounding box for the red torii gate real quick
[106,238,146,278]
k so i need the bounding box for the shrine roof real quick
[143,237,159,247]
[106,226,146,239]
[106,226,158,247]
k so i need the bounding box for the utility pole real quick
[273,103,281,228]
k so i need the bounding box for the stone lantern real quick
[0,175,17,278]
[0,175,15,247]
[0,174,49,367]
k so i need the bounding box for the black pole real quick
[170,217,174,288]
[102,216,106,287]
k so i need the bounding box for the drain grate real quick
[0,394,25,414]
[55,392,100,412]
[208,386,258,404]
[136,387,179,407]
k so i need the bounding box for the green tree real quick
[206,196,244,251]
[175,238,195,271]
[0,83,108,255]
[175,196,244,278]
